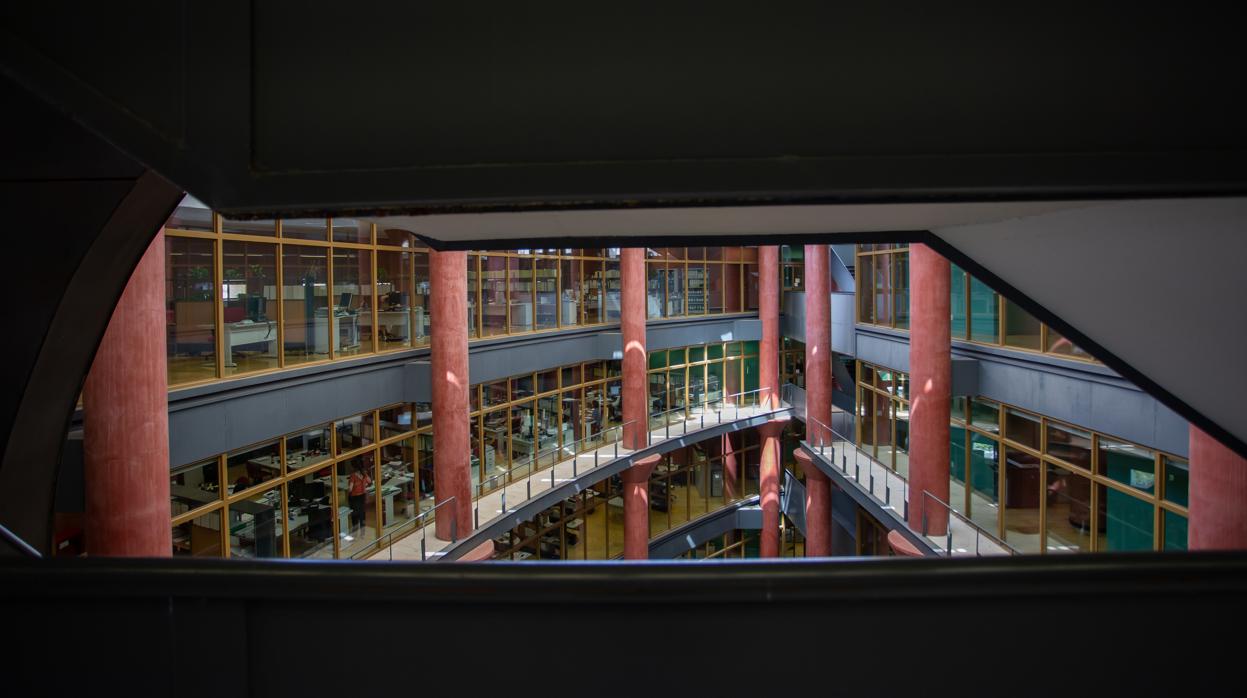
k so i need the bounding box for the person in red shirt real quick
[348,463,372,534]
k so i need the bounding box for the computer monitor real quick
[339,291,353,308]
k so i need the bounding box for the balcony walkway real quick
[376,400,793,562]
[803,429,1012,557]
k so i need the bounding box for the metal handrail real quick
[353,495,457,561]
[0,522,41,558]
[442,387,786,560]
[919,490,1017,557]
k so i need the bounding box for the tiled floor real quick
[372,402,788,561]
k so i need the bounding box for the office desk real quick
[358,309,412,342]
[223,320,277,366]
[312,309,360,354]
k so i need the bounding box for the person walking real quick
[348,462,372,534]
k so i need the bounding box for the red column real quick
[623,454,660,559]
[1189,426,1247,549]
[83,229,170,556]
[759,420,785,557]
[759,246,779,409]
[722,435,739,500]
[907,244,951,535]
[794,449,831,556]
[804,244,831,444]
[622,248,648,449]
[431,250,471,541]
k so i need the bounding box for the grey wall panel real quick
[831,293,855,355]
[169,317,760,466]
[782,291,807,343]
[854,329,910,373]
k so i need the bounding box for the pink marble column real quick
[804,244,831,445]
[759,420,785,557]
[83,229,170,556]
[1189,426,1247,549]
[430,250,471,541]
[622,248,648,449]
[623,454,660,559]
[794,449,831,556]
[907,244,951,536]
[722,435,740,500]
[759,246,780,409]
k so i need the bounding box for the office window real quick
[284,425,332,472]
[221,240,279,377]
[226,440,281,495]
[379,404,413,440]
[466,254,479,339]
[332,247,372,356]
[1045,327,1094,360]
[377,226,415,247]
[508,255,534,333]
[338,453,379,556]
[281,245,328,366]
[968,276,999,344]
[1097,482,1154,552]
[1003,447,1042,554]
[166,236,217,386]
[1003,298,1042,350]
[228,484,285,559]
[377,250,414,351]
[380,439,418,535]
[281,217,328,241]
[1044,463,1092,553]
[480,255,507,337]
[332,218,371,244]
[286,469,336,559]
[584,258,605,325]
[170,459,221,518]
[1163,510,1188,551]
[221,216,276,237]
[336,412,374,454]
[167,196,214,232]
[1163,455,1188,506]
[535,256,558,331]
[950,264,968,340]
[172,511,223,557]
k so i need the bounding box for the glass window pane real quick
[707,263,725,314]
[725,263,743,313]
[968,432,1000,535]
[647,262,664,319]
[1163,509,1188,551]
[336,412,374,453]
[339,453,379,556]
[1098,483,1154,551]
[1164,455,1188,507]
[221,240,279,376]
[226,440,281,495]
[228,485,284,559]
[377,250,414,350]
[167,196,214,232]
[222,216,276,237]
[604,259,621,322]
[1045,463,1091,553]
[687,262,706,315]
[172,510,223,557]
[537,369,558,394]
[970,398,1000,433]
[1004,409,1041,449]
[332,248,371,356]
[286,468,336,558]
[166,236,217,386]
[1099,438,1156,494]
[377,226,415,247]
[509,256,534,333]
[584,259,605,325]
[170,459,220,517]
[562,365,582,387]
[745,263,759,311]
[872,255,892,327]
[331,218,371,244]
[466,255,479,339]
[1003,299,1042,350]
[1003,447,1042,553]
[969,277,999,343]
[1045,327,1094,360]
[484,380,508,408]
[284,424,332,472]
[481,255,507,336]
[666,263,685,317]
[1046,422,1092,470]
[560,258,581,326]
[512,374,535,400]
[282,245,328,366]
[857,256,875,324]
[380,439,418,534]
[535,257,557,331]
[892,252,910,330]
[281,218,328,241]
[950,264,967,340]
[379,404,414,439]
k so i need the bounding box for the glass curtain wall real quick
[855,360,1190,553]
[645,247,753,320]
[170,401,432,560]
[856,245,1096,362]
[647,341,761,429]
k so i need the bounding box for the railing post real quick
[420,534,427,562]
[527,480,532,500]
[947,528,953,557]
[701,414,704,429]
[869,472,875,494]
[573,458,577,477]
[474,505,479,529]
[551,465,555,489]
[885,482,891,506]
[502,490,507,513]
[614,440,618,458]
[854,462,860,482]
[595,450,600,466]
[452,516,458,544]
[922,507,929,536]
